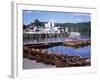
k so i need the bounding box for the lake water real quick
[23,33,91,58]
[48,46,91,58]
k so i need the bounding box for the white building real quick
[44,22,60,33]
[24,21,68,33]
[69,32,80,38]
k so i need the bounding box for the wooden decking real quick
[24,40,63,45]
[24,41,63,49]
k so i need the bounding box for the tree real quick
[34,19,41,27]
[23,24,26,29]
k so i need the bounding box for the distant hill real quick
[23,19,91,33]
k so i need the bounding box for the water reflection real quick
[48,46,91,58]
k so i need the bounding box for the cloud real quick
[72,13,90,17]
[75,18,83,22]
[23,10,33,14]
[49,19,56,22]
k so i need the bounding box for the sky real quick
[23,10,91,25]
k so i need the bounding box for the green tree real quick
[23,24,26,30]
[34,19,41,27]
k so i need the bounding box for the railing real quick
[23,32,90,44]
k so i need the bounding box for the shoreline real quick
[23,45,91,69]
[23,58,56,69]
